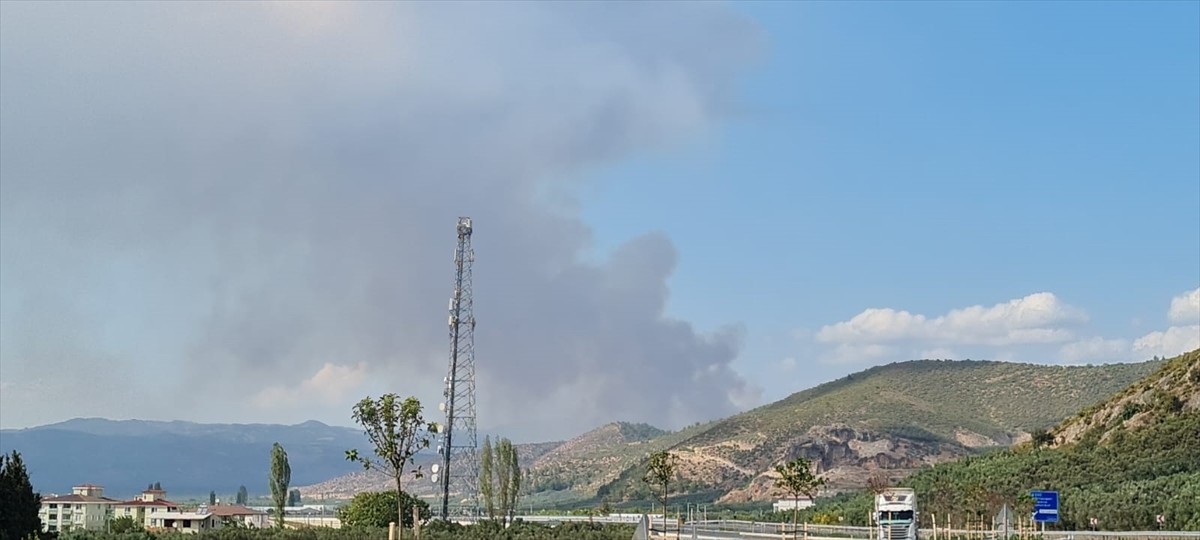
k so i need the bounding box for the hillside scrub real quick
[596,359,1161,501]
[777,351,1200,531]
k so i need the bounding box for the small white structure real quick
[773,498,815,512]
[152,511,216,534]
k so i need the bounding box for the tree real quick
[109,516,141,534]
[269,442,291,528]
[288,489,301,507]
[501,440,521,526]
[479,437,521,525]
[336,491,430,529]
[480,436,495,520]
[209,491,217,505]
[1030,429,1055,449]
[496,438,511,526]
[0,450,41,540]
[774,457,826,539]
[346,394,436,538]
[236,485,248,505]
[491,438,521,526]
[867,470,891,494]
[643,451,677,534]
[152,481,162,491]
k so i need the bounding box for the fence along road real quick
[646,520,1200,540]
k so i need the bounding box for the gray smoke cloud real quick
[0,1,763,441]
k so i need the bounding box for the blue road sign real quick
[1031,491,1059,523]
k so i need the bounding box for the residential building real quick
[149,511,217,533]
[113,487,182,528]
[39,484,118,532]
[206,504,268,528]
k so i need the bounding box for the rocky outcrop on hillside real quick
[698,424,971,503]
[1053,348,1198,447]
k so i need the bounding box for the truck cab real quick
[873,488,918,540]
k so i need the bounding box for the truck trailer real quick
[873,488,918,540]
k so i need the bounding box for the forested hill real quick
[793,349,1200,531]
[596,358,1161,504]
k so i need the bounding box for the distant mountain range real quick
[0,418,376,498]
[0,357,1166,506]
[301,358,1162,508]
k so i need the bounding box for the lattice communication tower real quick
[433,216,480,520]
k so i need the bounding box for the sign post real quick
[1031,490,1059,533]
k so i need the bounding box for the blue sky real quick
[580,1,1200,403]
[0,1,1196,439]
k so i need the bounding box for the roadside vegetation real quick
[53,522,636,540]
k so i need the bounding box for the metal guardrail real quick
[677,520,1200,540]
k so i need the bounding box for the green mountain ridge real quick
[298,357,1164,509]
[790,349,1200,531]
[590,358,1162,505]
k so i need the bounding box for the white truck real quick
[873,488,918,540]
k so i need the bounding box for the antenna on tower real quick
[435,216,480,521]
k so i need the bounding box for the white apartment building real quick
[39,484,118,532]
[112,487,182,527]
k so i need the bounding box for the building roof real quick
[43,494,119,503]
[163,512,212,520]
[117,499,179,507]
[207,505,267,517]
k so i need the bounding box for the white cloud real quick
[1058,337,1131,364]
[1133,325,1200,360]
[252,362,369,409]
[816,292,1087,347]
[1168,287,1200,325]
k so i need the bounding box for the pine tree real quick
[0,450,42,540]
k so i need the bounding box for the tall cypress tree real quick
[0,450,42,540]
[479,436,495,520]
[269,443,291,528]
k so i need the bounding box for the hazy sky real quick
[2,1,1197,442]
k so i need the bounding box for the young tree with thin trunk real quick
[643,451,677,534]
[774,457,826,539]
[346,394,436,539]
[269,442,291,528]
